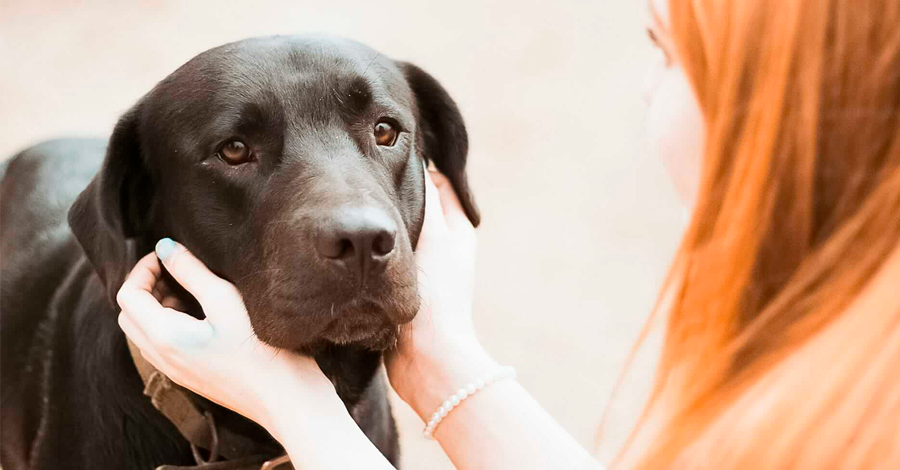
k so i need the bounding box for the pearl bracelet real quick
[423,366,517,439]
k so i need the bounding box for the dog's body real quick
[2,140,289,470]
[0,36,478,470]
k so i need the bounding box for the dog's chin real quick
[255,325,398,353]
[321,322,400,351]
[247,289,416,352]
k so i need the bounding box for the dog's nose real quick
[315,207,397,282]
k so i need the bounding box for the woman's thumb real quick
[155,238,239,310]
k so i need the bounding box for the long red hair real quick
[613,0,900,468]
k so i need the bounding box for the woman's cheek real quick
[646,65,704,207]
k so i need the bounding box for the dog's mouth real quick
[307,284,418,350]
[307,293,409,350]
[321,314,400,350]
[244,268,419,352]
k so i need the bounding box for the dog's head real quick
[68,35,479,351]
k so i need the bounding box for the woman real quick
[117,0,900,468]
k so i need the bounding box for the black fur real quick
[0,35,477,470]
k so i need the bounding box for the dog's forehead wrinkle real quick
[283,123,348,154]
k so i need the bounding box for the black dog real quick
[0,35,479,470]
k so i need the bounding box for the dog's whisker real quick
[332,87,345,105]
[240,332,257,349]
[362,52,382,75]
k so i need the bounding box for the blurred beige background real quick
[0,0,685,467]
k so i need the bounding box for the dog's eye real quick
[218,140,252,165]
[374,121,399,147]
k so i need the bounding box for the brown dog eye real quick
[219,140,251,164]
[374,121,398,146]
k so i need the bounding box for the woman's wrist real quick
[393,338,502,422]
[263,390,348,446]
[253,358,345,440]
[258,377,395,470]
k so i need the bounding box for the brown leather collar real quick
[126,339,292,470]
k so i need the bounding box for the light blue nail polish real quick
[156,238,177,260]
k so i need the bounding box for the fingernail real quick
[155,238,177,261]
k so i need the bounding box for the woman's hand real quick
[116,240,339,435]
[385,168,499,420]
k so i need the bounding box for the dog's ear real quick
[399,62,480,227]
[68,106,154,308]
